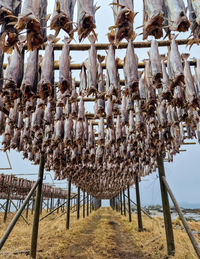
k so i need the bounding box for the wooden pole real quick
[4,188,10,223]
[0,179,40,249]
[162,176,200,258]
[127,185,132,222]
[66,180,71,230]
[157,154,175,256]
[120,193,123,215]
[135,175,143,232]
[50,193,53,212]
[51,38,189,51]
[83,191,85,218]
[90,195,92,213]
[77,187,80,220]
[87,193,89,216]
[123,190,126,216]
[30,154,45,259]
[26,201,29,219]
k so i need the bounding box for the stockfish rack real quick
[0,0,200,257]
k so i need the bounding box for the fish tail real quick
[63,36,72,44]
[108,30,115,44]
[181,53,190,61]
[88,34,96,44]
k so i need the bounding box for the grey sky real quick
[0,0,200,207]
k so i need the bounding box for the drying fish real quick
[85,35,98,96]
[106,31,120,97]
[187,0,200,46]
[50,0,76,38]
[182,54,198,107]
[167,35,184,87]
[77,0,98,42]
[144,59,156,105]
[4,39,24,101]
[98,117,105,144]
[148,38,162,88]
[143,0,163,40]
[123,39,139,95]
[121,94,128,125]
[79,63,87,96]
[15,0,44,51]
[106,98,114,128]
[194,58,200,99]
[110,0,136,44]
[38,35,57,100]
[160,55,172,101]
[78,96,85,120]
[163,0,190,34]
[54,119,64,143]
[21,50,38,100]
[97,55,105,116]
[0,0,20,53]
[58,37,72,95]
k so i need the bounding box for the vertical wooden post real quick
[83,191,85,218]
[4,188,10,223]
[135,175,143,232]
[26,201,29,219]
[127,185,132,222]
[87,193,89,216]
[30,153,45,259]
[90,195,92,213]
[66,180,71,230]
[123,190,126,216]
[157,154,175,256]
[46,199,49,212]
[57,199,60,214]
[77,187,80,220]
[120,192,123,215]
[50,193,53,211]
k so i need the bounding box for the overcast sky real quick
[0,0,200,208]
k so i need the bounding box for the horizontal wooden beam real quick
[52,39,189,51]
[3,60,196,71]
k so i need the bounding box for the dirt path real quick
[64,208,149,259]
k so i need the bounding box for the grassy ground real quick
[0,207,200,258]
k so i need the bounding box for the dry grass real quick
[0,207,199,258]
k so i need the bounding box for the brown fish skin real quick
[111,0,136,44]
[0,1,20,53]
[123,39,139,95]
[4,40,24,101]
[77,0,98,42]
[168,35,184,88]
[106,98,114,128]
[15,0,43,51]
[163,0,190,33]
[187,0,200,46]
[143,0,163,40]
[78,96,85,121]
[50,0,76,38]
[182,54,198,106]
[144,59,156,105]
[59,37,72,95]
[21,50,38,100]
[149,39,162,88]
[106,31,120,97]
[38,35,55,100]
